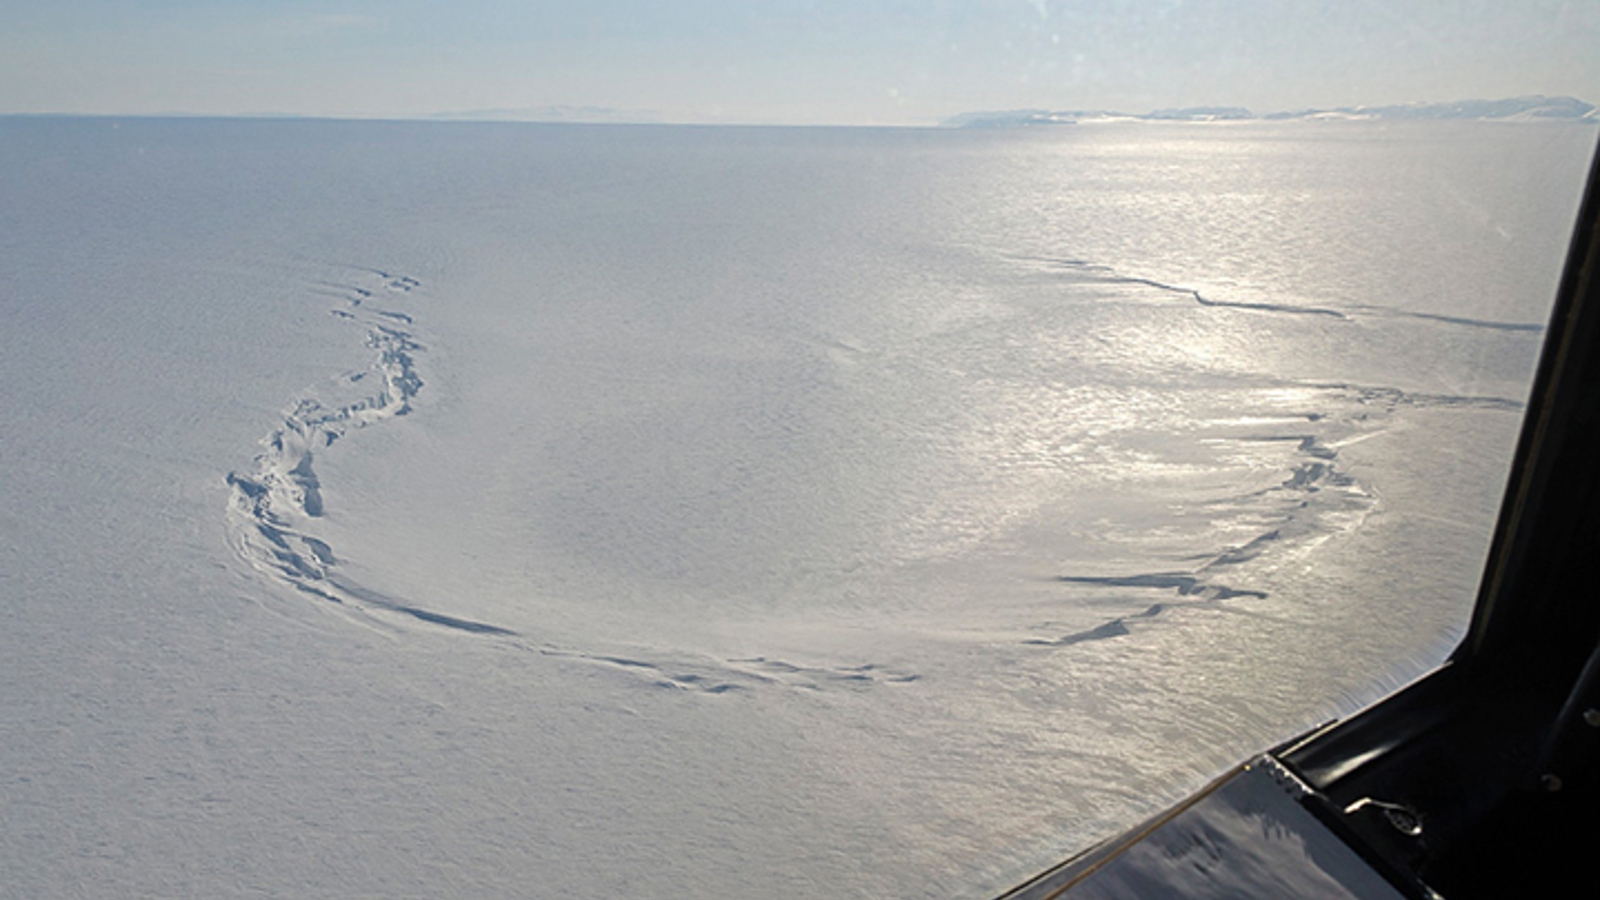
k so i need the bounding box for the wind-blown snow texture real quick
[1,117,1593,899]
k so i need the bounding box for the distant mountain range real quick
[943,95,1598,128]
[426,105,663,124]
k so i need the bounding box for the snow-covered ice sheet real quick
[1,117,1592,898]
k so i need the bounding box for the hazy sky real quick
[3,1,1598,124]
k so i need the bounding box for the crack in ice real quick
[224,269,513,637]
[224,273,921,692]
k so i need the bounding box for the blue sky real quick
[3,1,1598,124]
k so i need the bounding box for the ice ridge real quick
[1040,431,1372,647]
[1035,258,1349,319]
[223,277,920,693]
[224,269,514,636]
[1023,256,1547,333]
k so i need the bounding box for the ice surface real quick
[1,117,1593,898]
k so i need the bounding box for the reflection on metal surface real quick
[1002,757,1407,900]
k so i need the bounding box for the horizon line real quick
[4,94,1595,130]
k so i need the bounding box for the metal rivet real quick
[1582,708,1600,728]
[1542,773,1564,792]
